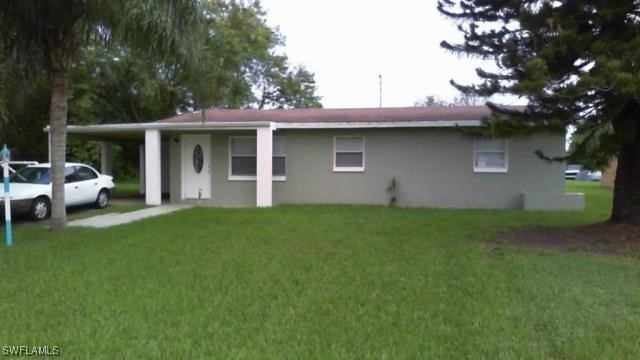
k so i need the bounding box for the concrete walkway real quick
[68,204,193,229]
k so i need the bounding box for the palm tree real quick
[0,0,203,230]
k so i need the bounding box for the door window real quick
[193,145,204,174]
[75,166,99,181]
[64,167,78,183]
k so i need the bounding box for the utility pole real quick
[378,74,382,108]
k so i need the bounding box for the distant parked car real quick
[576,170,602,182]
[0,163,115,220]
[565,164,582,180]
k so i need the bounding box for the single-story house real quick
[49,106,584,210]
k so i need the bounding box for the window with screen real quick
[230,137,257,177]
[229,136,286,180]
[334,136,365,172]
[272,137,286,177]
[474,139,508,172]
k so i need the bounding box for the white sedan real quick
[0,163,115,220]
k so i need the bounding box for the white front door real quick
[181,134,212,199]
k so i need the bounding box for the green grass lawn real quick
[10,202,148,229]
[0,181,638,358]
[112,180,141,199]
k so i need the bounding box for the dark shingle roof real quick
[155,106,493,124]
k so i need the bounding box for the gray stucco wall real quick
[210,132,256,206]
[161,141,170,194]
[168,128,565,209]
[169,137,181,202]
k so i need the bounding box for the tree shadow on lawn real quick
[491,222,640,258]
[5,202,146,228]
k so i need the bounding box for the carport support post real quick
[47,131,51,163]
[139,145,145,195]
[144,129,162,206]
[100,142,113,175]
[256,125,273,207]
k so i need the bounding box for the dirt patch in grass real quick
[494,222,640,258]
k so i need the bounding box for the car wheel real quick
[31,197,51,221]
[95,189,110,209]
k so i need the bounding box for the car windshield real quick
[10,167,52,184]
[566,165,582,171]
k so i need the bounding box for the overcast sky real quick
[261,0,507,109]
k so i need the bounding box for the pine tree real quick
[438,0,640,225]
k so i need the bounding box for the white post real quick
[2,145,12,246]
[100,142,113,175]
[47,131,52,163]
[139,144,145,195]
[256,126,273,207]
[144,129,162,205]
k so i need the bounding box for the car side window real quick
[75,166,98,181]
[64,166,77,183]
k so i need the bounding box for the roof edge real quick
[274,120,482,129]
[44,121,273,133]
[45,119,483,133]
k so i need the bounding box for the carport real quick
[44,121,275,207]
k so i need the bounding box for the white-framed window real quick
[228,136,286,181]
[272,137,286,178]
[334,136,365,172]
[473,138,508,173]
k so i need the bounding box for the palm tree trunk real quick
[49,69,68,231]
